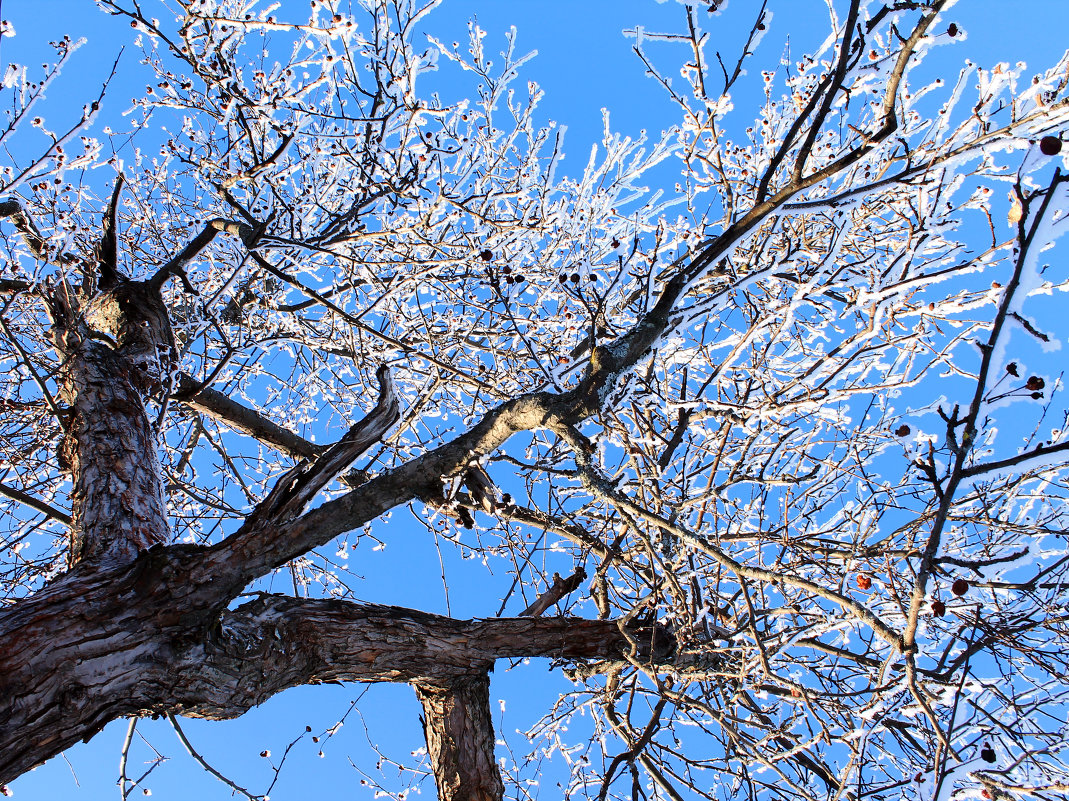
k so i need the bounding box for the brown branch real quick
[0,198,75,267]
[0,480,71,526]
[961,440,1069,478]
[175,596,671,718]
[414,676,503,801]
[94,175,125,291]
[521,565,588,617]
[175,372,322,460]
[220,132,294,190]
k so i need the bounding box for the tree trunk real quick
[416,674,505,801]
[60,339,168,565]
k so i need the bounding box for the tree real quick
[1,0,1069,798]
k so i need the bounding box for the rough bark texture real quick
[45,270,174,567]
[0,552,662,785]
[416,675,504,801]
[59,339,169,565]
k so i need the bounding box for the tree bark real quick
[58,339,169,565]
[0,552,668,786]
[416,675,504,801]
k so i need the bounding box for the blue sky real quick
[3,1,1069,799]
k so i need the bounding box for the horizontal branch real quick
[174,595,671,719]
[961,439,1069,479]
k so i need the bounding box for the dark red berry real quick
[559,274,568,283]
[1040,135,1062,156]
[570,273,580,283]
[479,249,493,261]
[931,599,946,616]
[1006,362,1019,377]
[1026,375,1045,391]
[952,578,969,596]
[947,23,958,37]
[896,424,911,437]
[980,745,996,763]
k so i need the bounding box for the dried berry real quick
[559,274,568,283]
[980,745,996,763]
[1039,135,1062,156]
[1026,375,1045,391]
[947,23,958,36]
[1006,362,1019,377]
[951,578,969,596]
[896,424,911,437]
[502,265,512,274]
[611,238,620,248]
[479,249,493,261]
[570,273,581,283]
[856,574,872,591]
[931,599,946,616]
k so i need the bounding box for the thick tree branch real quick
[0,198,75,267]
[93,175,125,291]
[0,549,672,786]
[174,595,668,719]
[0,480,71,526]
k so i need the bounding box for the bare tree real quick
[2,1,1069,799]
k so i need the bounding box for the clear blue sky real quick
[3,1,1068,799]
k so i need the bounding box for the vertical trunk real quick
[415,673,504,801]
[61,340,168,564]
[48,277,174,566]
